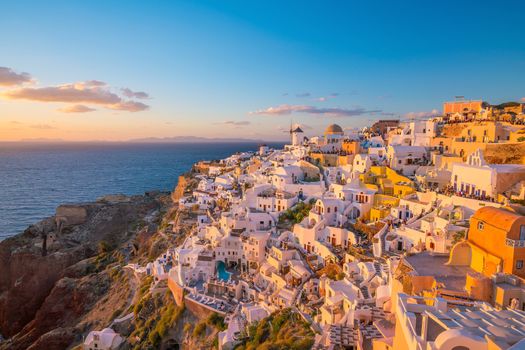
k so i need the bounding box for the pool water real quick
[217,261,231,281]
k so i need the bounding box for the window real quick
[517,260,523,270]
[478,222,484,231]
[520,226,525,241]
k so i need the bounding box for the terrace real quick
[185,291,235,314]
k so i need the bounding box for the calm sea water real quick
[0,142,283,239]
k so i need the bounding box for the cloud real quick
[296,92,311,98]
[85,80,106,87]
[58,104,96,113]
[30,124,56,130]
[0,67,32,86]
[250,104,381,118]
[9,120,23,124]
[108,100,149,112]
[121,87,149,99]
[2,81,121,104]
[315,93,339,102]
[521,97,525,102]
[215,120,251,126]
[403,109,440,119]
[1,80,150,112]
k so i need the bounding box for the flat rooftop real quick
[404,252,483,293]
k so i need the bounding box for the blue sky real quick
[1,0,524,141]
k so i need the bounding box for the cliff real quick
[0,192,169,349]
[171,175,189,202]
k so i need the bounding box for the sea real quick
[0,142,284,240]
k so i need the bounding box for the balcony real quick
[505,238,525,248]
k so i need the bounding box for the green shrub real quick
[193,321,207,338]
[238,309,314,350]
[278,201,315,225]
[148,330,161,347]
[207,312,226,331]
[98,240,112,254]
[183,323,192,334]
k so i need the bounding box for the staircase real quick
[359,285,370,299]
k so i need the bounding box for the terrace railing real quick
[506,238,525,248]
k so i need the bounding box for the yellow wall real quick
[309,153,339,167]
[374,194,400,207]
[372,339,394,350]
[465,272,492,302]
[342,141,360,155]
[469,212,525,277]
[370,207,390,222]
[510,129,525,143]
[362,166,414,198]
[393,183,415,198]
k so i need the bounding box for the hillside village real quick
[81,99,525,350]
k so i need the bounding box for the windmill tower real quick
[290,122,304,146]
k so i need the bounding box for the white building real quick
[83,328,123,350]
[451,149,525,199]
[387,145,428,175]
[394,293,525,350]
[290,125,304,146]
[353,154,372,174]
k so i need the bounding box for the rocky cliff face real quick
[0,193,167,349]
[171,175,188,202]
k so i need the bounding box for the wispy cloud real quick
[403,109,439,119]
[30,124,56,130]
[108,100,149,112]
[2,79,150,112]
[215,120,251,127]
[296,92,311,98]
[250,104,381,118]
[315,93,339,102]
[58,104,96,113]
[521,97,525,102]
[276,125,289,133]
[121,88,149,99]
[0,67,32,86]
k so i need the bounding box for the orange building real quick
[341,140,361,155]
[464,207,525,278]
[443,100,483,115]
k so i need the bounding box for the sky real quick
[1,0,524,142]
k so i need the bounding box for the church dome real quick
[324,124,344,134]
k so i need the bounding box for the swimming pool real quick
[217,261,231,281]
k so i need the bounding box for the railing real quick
[506,238,525,248]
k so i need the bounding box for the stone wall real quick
[184,297,222,319]
[167,277,185,306]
